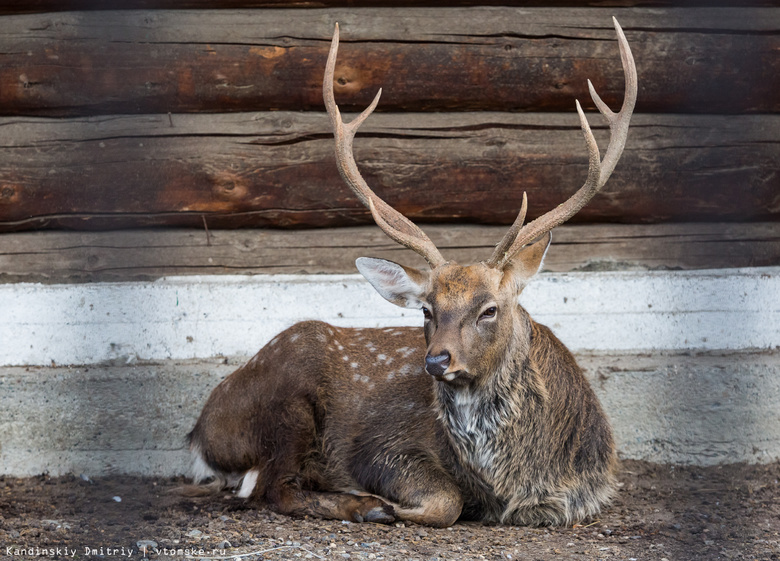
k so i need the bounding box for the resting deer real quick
[188,18,637,527]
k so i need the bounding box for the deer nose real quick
[425,351,451,377]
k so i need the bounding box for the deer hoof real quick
[363,503,396,524]
[351,498,395,524]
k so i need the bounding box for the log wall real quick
[0,113,776,231]
[2,0,778,12]
[0,2,777,238]
[0,9,776,116]
[3,223,779,284]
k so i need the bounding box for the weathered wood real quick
[1,223,777,284]
[1,1,776,16]
[0,112,776,231]
[0,8,776,116]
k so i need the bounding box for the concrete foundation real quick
[0,267,778,475]
[1,351,778,477]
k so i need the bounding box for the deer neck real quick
[432,307,537,471]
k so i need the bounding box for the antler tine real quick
[324,23,446,268]
[488,17,637,269]
[487,192,527,265]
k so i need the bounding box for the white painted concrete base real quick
[1,268,778,366]
[0,267,778,474]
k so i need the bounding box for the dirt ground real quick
[1,460,779,561]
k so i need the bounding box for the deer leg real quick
[392,475,463,528]
[392,494,462,528]
[358,455,464,528]
[341,487,461,527]
[255,400,396,524]
[265,476,395,523]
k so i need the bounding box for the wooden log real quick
[0,112,776,231]
[0,8,776,116]
[1,1,777,16]
[1,223,778,284]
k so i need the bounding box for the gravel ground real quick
[1,460,779,561]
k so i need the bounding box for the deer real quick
[187,18,637,527]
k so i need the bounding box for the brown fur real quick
[188,18,634,528]
[188,238,616,527]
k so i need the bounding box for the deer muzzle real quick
[425,351,451,378]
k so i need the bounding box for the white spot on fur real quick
[290,333,300,342]
[387,371,396,380]
[365,342,377,352]
[268,336,280,347]
[343,355,349,361]
[316,333,327,343]
[351,362,359,368]
[377,354,387,362]
[237,469,259,498]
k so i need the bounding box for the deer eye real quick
[422,306,432,320]
[478,306,497,322]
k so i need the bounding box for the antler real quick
[323,23,446,268]
[487,17,638,269]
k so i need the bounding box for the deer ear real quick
[500,231,551,293]
[356,257,428,309]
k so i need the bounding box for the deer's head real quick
[323,21,636,386]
